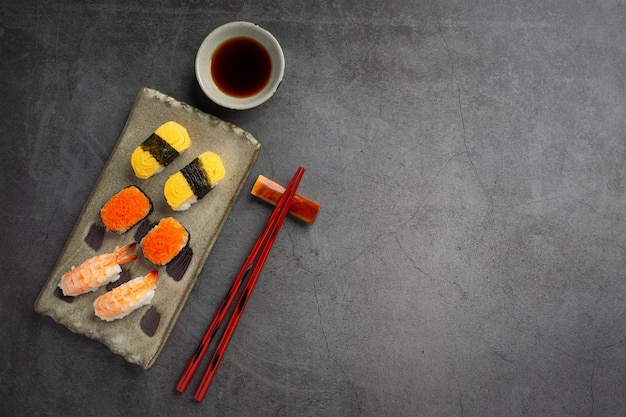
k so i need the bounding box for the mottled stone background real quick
[2,1,625,416]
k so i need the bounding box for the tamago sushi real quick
[131,121,192,179]
[164,151,225,211]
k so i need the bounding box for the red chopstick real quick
[176,166,306,400]
[191,166,305,401]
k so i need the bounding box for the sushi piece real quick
[94,270,158,321]
[130,121,192,179]
[100,186,153,233]
[163,151,225,211]
[58,242,138,296]
[140,217,189,265]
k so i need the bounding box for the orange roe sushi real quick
[140,217,189,265]
[100,186,153,233]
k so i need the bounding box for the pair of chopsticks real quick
[176,166,306,402]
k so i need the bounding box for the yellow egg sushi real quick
[163,151,225,211]
[130,121,192,179]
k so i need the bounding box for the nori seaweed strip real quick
[140,133,180,166]
[181,158,211,199]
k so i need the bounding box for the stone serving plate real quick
[34,87,261,369]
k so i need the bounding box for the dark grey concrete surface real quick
[2,1,626,416]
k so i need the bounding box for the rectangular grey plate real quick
[34,87,261,369]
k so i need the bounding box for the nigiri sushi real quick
[58,242,138,296]
[163,151,225,211]
[100,186,152,233]
[130,121,192,179]
[140,217,189,266]
[93,270,158,321]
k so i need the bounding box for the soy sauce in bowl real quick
[195,21,284,109]
[211,37,272,98]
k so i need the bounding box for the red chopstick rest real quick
[251,175,320,224]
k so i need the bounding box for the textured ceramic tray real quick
[34,87,261,369]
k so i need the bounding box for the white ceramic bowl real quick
[195,21,285,110]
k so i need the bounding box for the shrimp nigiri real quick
[93,270,158,321]
[58,242,138,296]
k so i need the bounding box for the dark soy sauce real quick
[211,37,272,98]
